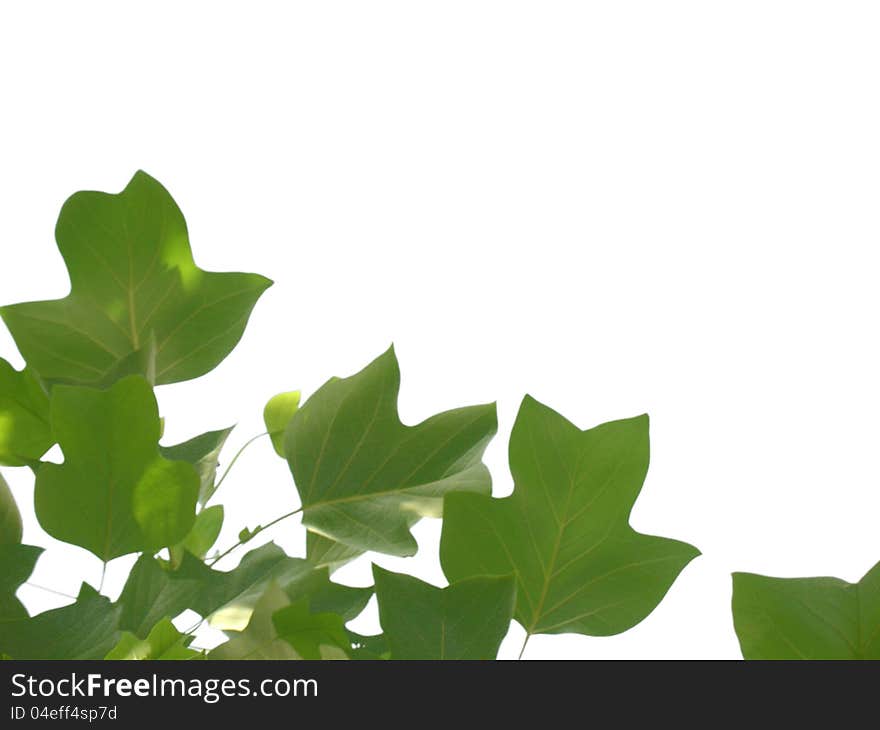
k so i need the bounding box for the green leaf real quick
[0,584,120,659]
[264,391,300,457]
[286,347,497,557]
[34,375,199,561]
[373,566,515,659]
[118,543,318,636]
[441,396,699,642]
[0,473,22,545]
[209,583,353,660]
[0,359,52,466]
[306,531,364,573]
[160,427,234,505]
[281,567,372,622]
[106,617,201,660]
[208,583,299,660]
[0,170,272,387]
[272,600,351,660]
[732,562,880,659]
[169,505,224,568]
[0,544,42,620]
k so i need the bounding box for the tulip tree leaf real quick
[117,542,363,637]
[0,584,120,659]
[34,376,199,561]
[208,583,300,660]
[306,531,364,573]
[286,347,497,557]
[209,583,353,660]
[732,561,880,659]
[374,566,515,659]
[441,396,699,644]
[0,544,42,620]
[264,391,300,457]
[160,427,234,505]
[0,473,23,545]
[0,170,272,387]
[169,505,224,568]
[0,359,52,467]
[106,617,202,660]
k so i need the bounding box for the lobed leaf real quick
[374,566,515,659]
[35,375,200,561]
[0,544,42,620]
[160,427,234,506]
[0,584,120,659]
[732,562,880,659]
[0,170,271,387]
[286,347,497,557]
[0,359,52,466]
[441,396,699,642]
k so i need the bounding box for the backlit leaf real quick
[160,427,234,505]
[0,359,52,466]
[0,544,42,620]
[0,584,120,659]
[374,566,514,659]
[732,562,880,659]
[441,396,699,643]
[286,347,497,557]
[0,473,22,545]
[0,170,271,386]
[34,376,199,560]
[106,617,202,660]
[264,391,300,457]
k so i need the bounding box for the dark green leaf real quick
[0,544,42,620]
[282,567,372,622]
[373,566,514,659]
[160,427,234,505]
[286,347,497,557]
[347,631,390,660]
[35,376,199,560]
[0,584,120,659]
[441,396,699,642]
[264,391,300,457]
[0,359,52,466]
[0,473,22,545]
[106,617,201,660]
[0,170,272,386]
[732,562,880,659]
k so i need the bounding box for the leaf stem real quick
[207,432,269,506]
[518,633,531,660]
[208,506,303,567]
[24,582,78,600]
[98,561,107,593]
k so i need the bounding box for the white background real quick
[1,2,879,659]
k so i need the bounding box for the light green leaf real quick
[169,505,224,568]
[0,359,52,466]
[208,583,299,660]
[160,427,234,505]
[0,584,120,659]
[106,617,201,660]
[306,531,363,573]
[264,391,300,457]
[441,396,699,643]
[286,347,497,557]
[732,562,880,659]
[374,566,514,659]
[209,583,353,660]
[272,600,351,660]
[0,544,42,620]
[0,170,272,386]
[0,473,22,545]
[34,375,199,561]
